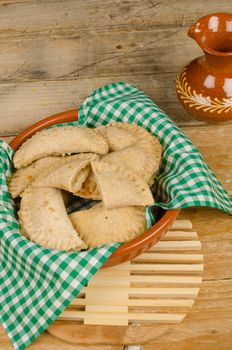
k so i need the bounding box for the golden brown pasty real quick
[91,160,154,209]
[32,156,99,194]
[69,203,146,248]
[102,139,162,185]
[9,153,97,198]
[19,187,87,251]
[13,126,109,168]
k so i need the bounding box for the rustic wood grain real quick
[0,0,231,133]
[45,279,232,346]
[0,73,206,135]
[0,0,230,34]
[144,332,232,350]
[0,28,201,82]
[53,224,202,329]
[0,325,123,350]
[178,208,232,281]
[31,208,232,348]
[0,0,231,348]
[143,281,232,349]
[0,70,230,134]
[182,125,232,195]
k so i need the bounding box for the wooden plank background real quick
[0,0,232,135]
[0,1,231,349]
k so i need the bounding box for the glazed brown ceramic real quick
[176,13,232,123]
[9,110,180,268]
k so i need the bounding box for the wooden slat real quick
[150,240,201,251]
[85,274,202,285]
[70,299,195,308]
[86,262,203,273]
[130,264,203,274]
[81,287,199,298]
[49,281,232,346]
[171,220,193,230]
[87,274,130,287]
[59,310,185,324]
[49,209,208,345]
[46,207,231,347]
[130,275,202,284]
[85,262,130,325]
[135,253,203,263]
[164,231,198,240]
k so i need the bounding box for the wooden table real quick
[0,1,231,349]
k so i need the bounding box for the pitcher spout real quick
[188,13,232,57]
[188,23,201,40]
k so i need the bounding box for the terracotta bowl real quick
[10,109,180,268]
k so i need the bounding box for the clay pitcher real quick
[176,13,232,123]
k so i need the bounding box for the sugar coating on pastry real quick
[32,157,99,194]
[102,138,162,184]
[69,203,146,248]
[8,153,97,198]
[13,126,109,169]
[19,187,87,251]
[91,160,154,209]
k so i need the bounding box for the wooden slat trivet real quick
[51,220,203,328]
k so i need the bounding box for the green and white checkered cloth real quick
[77,82,232,213]
[0,142,121,350]
[1,82,232,350]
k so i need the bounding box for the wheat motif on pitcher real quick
[176,68,232,114]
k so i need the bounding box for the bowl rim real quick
[10,109,180,265]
